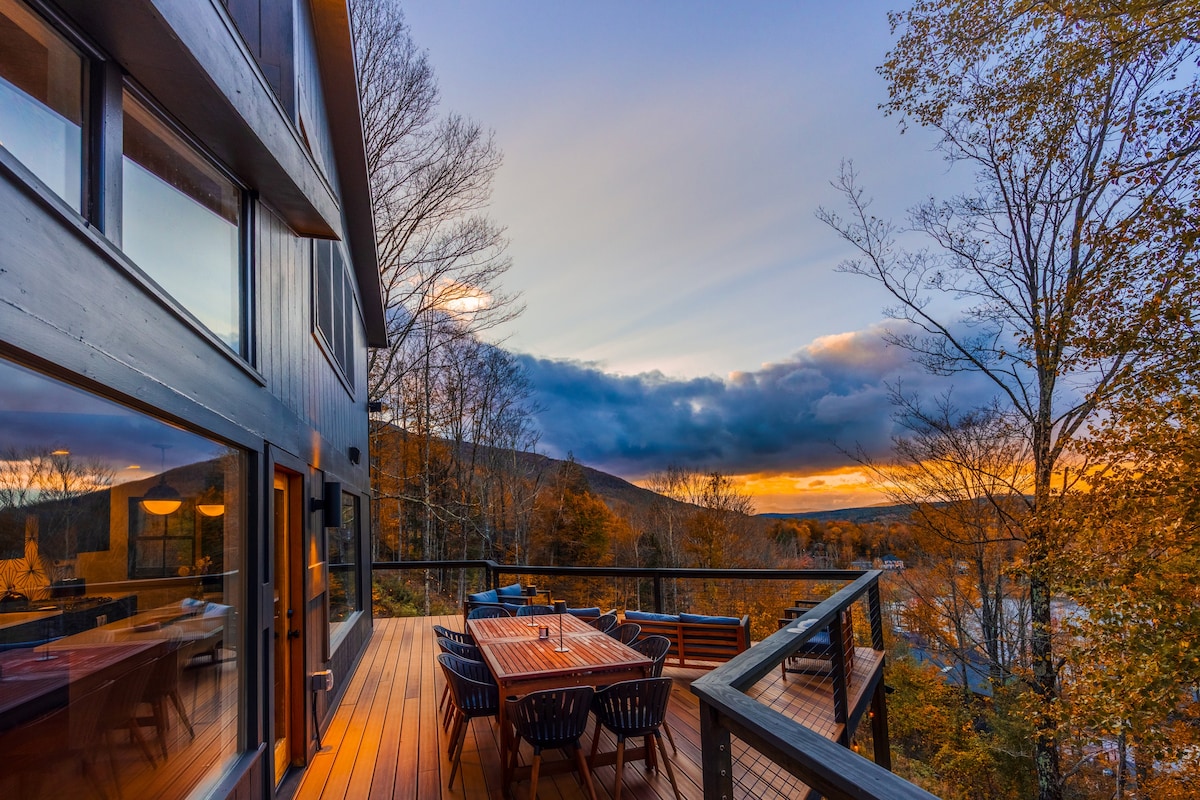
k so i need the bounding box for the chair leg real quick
[588,716,604,764]
[655,732,685,800]
[644,734,657,772]
[572,743,599,800]
[663,718,678,754]
[529,749,542,800]
[613,737,626,800]
[447,716,470,787]
[168,689,195,738]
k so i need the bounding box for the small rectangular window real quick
[313,239,357,387]
[0,0,83,211]
[122,89,244,353]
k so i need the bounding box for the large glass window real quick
[313,239,357,387]
[0,0,83,211]
[0,356,243,799]
[122,91,243,352]
[327,491,359,642]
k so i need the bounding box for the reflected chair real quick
[467,605,511,620]
[515,604,555,617]
[505,685,598,800]
[589,678,683,800]
[608,622,641,645]
[137,638,196,760]
[437,653,500,788]
[589,612,617,633]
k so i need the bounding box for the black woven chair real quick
[629,636,677,753]
[515,604,555,617]
[589,612,618,633]
[437,653,500,787]
[436,635,483,662]
[432,624,474,645]
[505,686,598,800]
[608,622,641,645]
[433,626,476,721]
[589,678,683,800]
[468,605,511,620]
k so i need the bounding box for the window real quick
[328,491,359,641]
[0,0,83,211]
[122,90,244,353]
[0,355,243,798]
[313,239,357,386]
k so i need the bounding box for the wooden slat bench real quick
[626,614,750,668]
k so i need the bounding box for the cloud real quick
[518,324,999,479]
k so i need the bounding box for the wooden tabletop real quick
[468,613,595,643]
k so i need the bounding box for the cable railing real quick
[371,560,939,800]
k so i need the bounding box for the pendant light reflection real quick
[141,444,182,516]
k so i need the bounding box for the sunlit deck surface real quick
[288,615,883,800]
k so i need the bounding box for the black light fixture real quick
[310,481,344,528]
[141,444,181,516]
[554,600,569,653]
[348,446,361,465]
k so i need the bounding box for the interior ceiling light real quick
[141,444,182,516]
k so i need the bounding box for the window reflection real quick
[328,491,359,639]
[0,357,242,799]
[122,91,243,352]
[0,0,83,211]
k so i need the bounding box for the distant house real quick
[850,559,875,570]
[0,1,384,797]
[881,554,906,570]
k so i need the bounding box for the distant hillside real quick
[758,504,921,525]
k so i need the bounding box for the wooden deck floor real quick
[287,616,883,800]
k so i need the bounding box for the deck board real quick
[287,616,885,800]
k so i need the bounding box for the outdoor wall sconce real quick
[310,481,344,528]
[348,446,361,465]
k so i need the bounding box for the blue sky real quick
[403,1,982,511]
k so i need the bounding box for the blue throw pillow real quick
[495,582,524,597]
[679,612,742,626]
[501,602,525,614]
[467,589,499,604]
[566,606,601,618]
[624,610,679,623]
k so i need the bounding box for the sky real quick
[402,1,988,512]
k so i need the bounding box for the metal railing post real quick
[868,579,885,651]
[830,611,850,746]
[653,573,664,613]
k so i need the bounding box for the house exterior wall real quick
[0,1,380,797]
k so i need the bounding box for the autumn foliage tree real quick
[821,2,1200,796]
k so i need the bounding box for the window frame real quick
[311,238,359,393]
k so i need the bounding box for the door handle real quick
[288,629,300,640]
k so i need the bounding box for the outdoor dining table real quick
[466,612,653,787]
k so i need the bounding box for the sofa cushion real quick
[495,582,524,597]
[679,612,742,626]
[467,589,499,604]
[501,602,525,614]
[624,610,679,623]
[566,606,601,618]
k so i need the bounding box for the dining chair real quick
[437,653,500,788]
[608,622,641,645]
[505,685,598,800]
[629,635,677,752]
[515,604,555,617]
[436,635,484,662]
[138,639,196,760]
[433,625,475,720]
[589,612,617,633]
[467,605,511,620]
[432,624,474,645]
[589,677,683,800]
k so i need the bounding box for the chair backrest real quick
[505,685,595,748]
[609,622,641,644]
[630,635,671,677]
[432,624,474,645]
[436,635,483,661]
[437,653,498,716]
[593,677,673,736]
[467,605,511,620]
[590,612,618,633]
[515,604,555,617]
